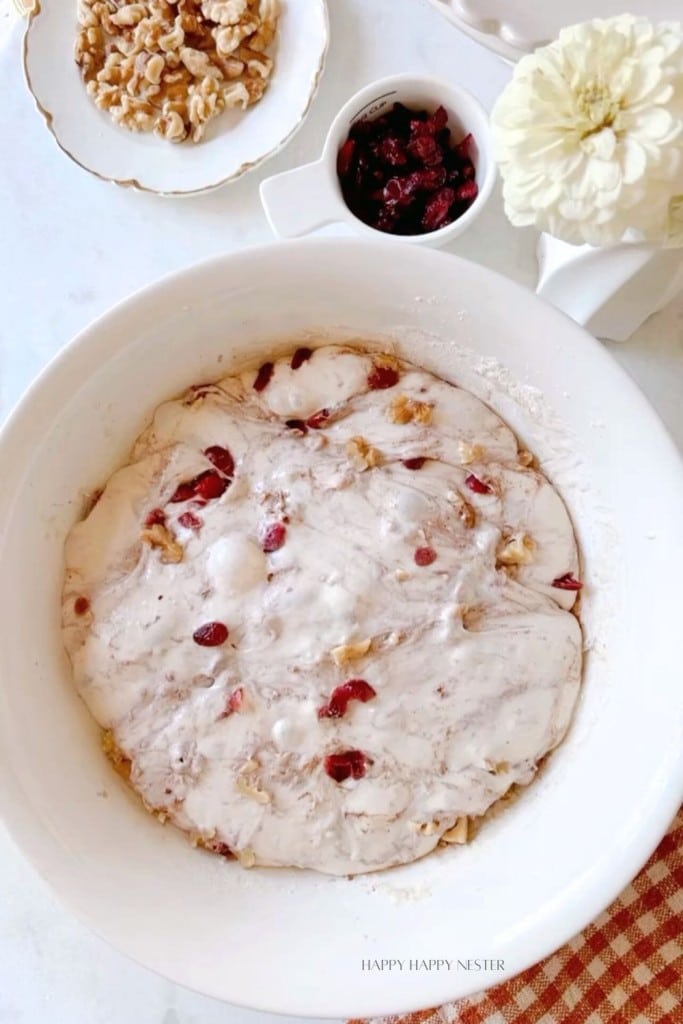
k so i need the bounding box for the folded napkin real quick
[352,806,682,1024]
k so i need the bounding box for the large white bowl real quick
[0,240,682,1019]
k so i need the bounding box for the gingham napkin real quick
[352,807,682,1024]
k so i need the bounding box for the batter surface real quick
[62,345,583,875]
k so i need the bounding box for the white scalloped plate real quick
[23,0,328,195]
[426,0,682,62]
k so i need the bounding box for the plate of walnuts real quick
[23,0,329,194]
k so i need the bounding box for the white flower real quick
[491,16,683,247]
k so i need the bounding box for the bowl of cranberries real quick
[260,73,495,246]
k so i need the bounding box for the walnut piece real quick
[388,394,433,426]
[518,449,536,468]
[331,637,372,666]
[237,847,257,868]
[101,729,132,780]
[448,490,475,528]
[236,775,271,804]
[346,435,382,471]
[458,442,484,465]
[75,0,279,144]
[141,523,184,563]
[440,817,468,844]
[496,533,535,567]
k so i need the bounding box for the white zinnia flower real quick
[491,15,683,247]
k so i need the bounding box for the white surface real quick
[260,73,495,245]
[2,237,683,1017]
[0,0,680,1022]
[24,0,329,194]
[425,0,683,60]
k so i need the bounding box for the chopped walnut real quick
[440,817,468,844]
[394,568,410,582]
[487,760,510,775]
[496,533,535,567]
[458,442,484,465]
[346,435,382,471]
[236,775,271,804]
[331,637,372,666]
[518,450,536,468]
[373,352,401,371]
[388,394,433,426]
[448,490,475,528]
[141,523,184,563]
[101,729,132,780]
[75,0,279,144]
[234,758,271,803]
[237,847,257,868]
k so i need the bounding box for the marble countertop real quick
[0,0,681,1021]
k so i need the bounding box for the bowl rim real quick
[22,0,330,197]
[0,238,682,1017]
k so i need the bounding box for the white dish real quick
[426,0,683,62]
[0,239,682,1018]
[22,0,329,195]
[260,73,496,246]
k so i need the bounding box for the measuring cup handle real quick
[260,160,346,239]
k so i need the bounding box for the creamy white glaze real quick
[62,345,582,875]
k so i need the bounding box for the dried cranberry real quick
[337,138,356,178]
[455,180,478,204]
[384,178,414,207]
[207,840,234,858]
[219,686,244,718]
[422,187,456,232]
[465,473,493,495]
[262,522,286,552]
[74,596,90,616]
[194,470,228,501]
[318,679,377,719]
[552,573,583,591]
[414,546,437,567]
[378,136,408,167]
[403,457,427,470]
[408,134,442,166]
[455,133,473,161]
[285,418,308,433]
[324,750,369,783]
[367,364,399,390]
[291,347,313,370]
[409,167,447,192]
[253,361,274,392]
[204,445,235,477]
[375,206,401,233]
[461,161,476,181]
[178,511,202,531]
[306,408,330,429]
[193,621,229,646]
[144,507,166,527]
[169,481,196,503]
[430,105,449,132]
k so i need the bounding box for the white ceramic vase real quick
[536,232,683,342]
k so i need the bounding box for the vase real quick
[536,232,683,342]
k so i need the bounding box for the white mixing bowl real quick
[0,239,681,1019]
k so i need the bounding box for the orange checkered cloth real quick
[351,806,682,1024]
